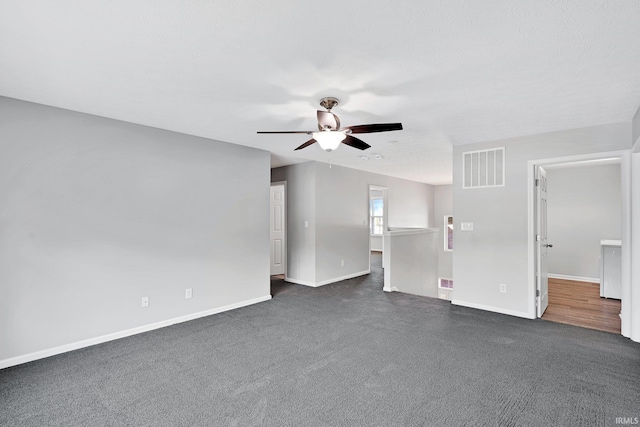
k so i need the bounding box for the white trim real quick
[621,153,632,338]
[383,228,438,237]
[369,185,388,269]
[285,270,370,288]
[284,277,317,287]
[451,299,534,319]
[548,273,599,284]
[383,286,399,292]
[0,295,272,370]
[630,153,640,342]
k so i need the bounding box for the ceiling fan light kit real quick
[311,130,346,152]
[258,97,403,152]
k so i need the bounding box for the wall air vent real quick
[462,147,505,189]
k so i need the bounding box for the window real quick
[439,278,453,289]
[444,215,453,251]
[370,198,384,235]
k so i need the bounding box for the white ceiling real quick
[2,1,640,185]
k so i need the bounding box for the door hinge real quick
[535,178,540,187]
[536,289,540,297]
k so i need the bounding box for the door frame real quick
[368,185,388,268]
[527,150,630,335]
[270,181,287,278]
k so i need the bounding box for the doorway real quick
[368,185,388,269]
[531,155,625,334]
[270,182,286,277]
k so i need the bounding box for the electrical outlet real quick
[500,283,507,293]
[341,260,345,267]
[185,288,192,299]
[141,296,149,307]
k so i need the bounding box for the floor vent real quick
[463,147,505,189]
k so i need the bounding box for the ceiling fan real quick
[257,97,403,152]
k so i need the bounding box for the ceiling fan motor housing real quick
[319,97,339,111]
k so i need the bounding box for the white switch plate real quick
[500,283,507,293]
[304,220,308,228]
[461,222,474,231]
[141,296,149,307]
[185,288,192,299]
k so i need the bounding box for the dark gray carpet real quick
[1,253,639,426]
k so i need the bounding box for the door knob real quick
[544,244,553,248]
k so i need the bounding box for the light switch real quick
[304,220,308,228]
[461,222,474,231]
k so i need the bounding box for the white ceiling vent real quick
[463,147,505,189]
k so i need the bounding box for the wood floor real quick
[542,278,621,334]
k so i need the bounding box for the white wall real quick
[546,164,621,281]
[0,97,271,366]
[272,162,434,286]
[370,235,383,252]
[452,122,630,318]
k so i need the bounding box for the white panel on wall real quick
[273,240,283,265]
[274,205,282,231]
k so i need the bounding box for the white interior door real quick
[536,166,549,317]
[270,183,285,276]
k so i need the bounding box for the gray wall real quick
[433,185,453,281]
[452,122,630,317]
[0,97,271,362]
[272,162,434,286]
[546,164,621,280]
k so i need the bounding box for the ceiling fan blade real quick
[345,123,403,134]
[342,135,371,150]
[317,110,340,131]
[294,138,317,151]
[257,131,312,134]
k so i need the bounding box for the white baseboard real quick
[383,286,399,292]
[0,295,272,370]
[286,270,370,288]
[284,277,317,287]
[451,299,534,319]
[548,273,599,284]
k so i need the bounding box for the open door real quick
[535,166,549,317]
[270,182,286,276]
